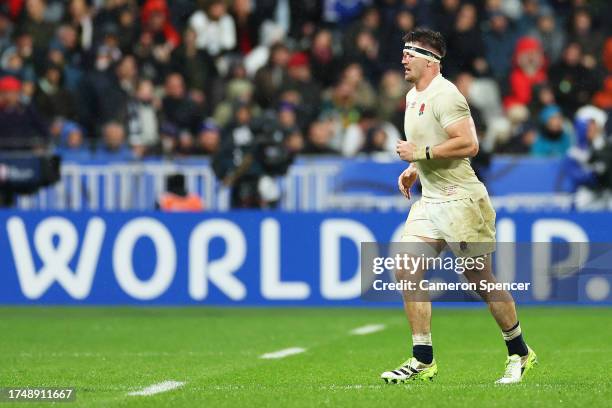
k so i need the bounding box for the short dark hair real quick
[402,28,447,58]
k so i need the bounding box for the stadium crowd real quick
[1,0,612,207]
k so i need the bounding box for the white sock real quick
[412,333,432,346]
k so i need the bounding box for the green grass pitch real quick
[0,307,610,407]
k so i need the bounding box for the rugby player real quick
[380,28,537,385]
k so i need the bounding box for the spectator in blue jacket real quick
[531,104,572,157]
[483,11,517,84]
[94,121,134,161]
[54,120,91,161]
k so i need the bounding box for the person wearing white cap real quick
[570,105,611,210]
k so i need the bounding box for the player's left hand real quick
[396,140,417,162]
[398,164,417,199]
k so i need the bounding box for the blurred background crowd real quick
[1,0,612,207]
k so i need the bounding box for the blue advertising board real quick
[0,211,611,305]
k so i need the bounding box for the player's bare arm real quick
[431,116,479,159]
[396,116,478,162]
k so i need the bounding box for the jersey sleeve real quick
[433,90,471,129]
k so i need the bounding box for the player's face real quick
[402,50,426,82]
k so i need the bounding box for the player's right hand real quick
[398,165,417,199]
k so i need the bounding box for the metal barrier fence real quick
[16,161,342,212]
[16,161,573,212]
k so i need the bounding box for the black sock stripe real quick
[503,321,520,334]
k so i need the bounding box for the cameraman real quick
[213,105,302,208]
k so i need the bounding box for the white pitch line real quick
[350,324,386,335]
[128,381,185,396]
[260,347,306,359]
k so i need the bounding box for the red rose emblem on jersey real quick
[419,103,425,116]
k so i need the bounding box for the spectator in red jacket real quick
[503,36,548,109]
[593,38,612,111]
[140,0,180,49]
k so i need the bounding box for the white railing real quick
[17,162,222,211]
[16,161,576,212]
[17,162,342,211]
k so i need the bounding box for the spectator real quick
[194,119,221,156]
[531,104,573,157]
[189,0,236,57]
[21,0,57,50]
[277,101,298,131]
[95,121,133,160]
[254,0,322,41]
[161,72,203,135]
[282,125,304,157]
[433,0,460,39]
[65,0,94,51]
[549,42,600,118]
[593,38,612,110]
[127,79,159,157]
[107,54,138,118]
[343,6,381,60]
[115,5,139,54]
[93,0,129,43]
[1,30,36,94]
[0,75,48,150]
[454,72,503,131]
[242,20,286,78]
[379,7,416,71]
[32,63,77,122]
[376,70,409,131]
[132,30,169,85]
[495,104,536,154]
[569,7,604,69]
[253,42,290,109]
[302,119,340,155]
[568,106,611,209]
[342,108,400,157]
[360,126,391,155]
[54,120,90,161]
[212,62,255,127]
[171,27,218,97]
[76,45,122,137]
[283,51,321,129]
[231,0,258,55]
[483,11,517,84]
[141,0,180,49]
[399,0,433,29]
[321,79,361,133]
[157,173,204,212]
[529,82,557,118]
[0,10,14,52]
[341,63,376,111]
[308,28,340,88]
[445,3,488,78]
[503,36,548,109]
[224,100,256,150]
[528,9,565,65]
[159,121,179,157]
[344,29,383,85]
[515,0,543,35]
[322,0,371,26]
[52,24,85,89]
